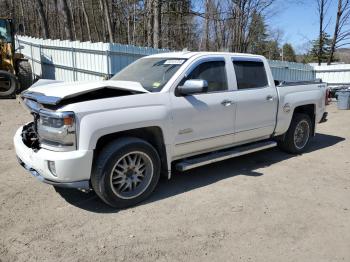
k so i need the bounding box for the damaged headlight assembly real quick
[37,110,77,151]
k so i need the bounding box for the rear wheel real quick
[16,60,33,91]
[278,113,312,154]
[91,137,161,208]
[0,70,17,98]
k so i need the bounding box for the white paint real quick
[14,52,327,184]
[28,80,148,99]
[312,64,350,86]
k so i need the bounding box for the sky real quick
[193,0,346,54]
[269,0,343,54]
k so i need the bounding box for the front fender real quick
[78,105,171,150]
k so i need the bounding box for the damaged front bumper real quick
[17,156,90,189]
[14,126,93,190]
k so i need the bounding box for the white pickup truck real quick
[14,52,328,208]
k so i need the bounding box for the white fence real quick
[16,35,316,82]
[16,36,168,81]
[312,64,350,87]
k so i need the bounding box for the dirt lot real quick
[0,99,349,262]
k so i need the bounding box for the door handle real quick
[266,95,274,101]
[221,100,234,106]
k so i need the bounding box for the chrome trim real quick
[176,140,277,171]
[37,111,77,151]
[22,95,77,151]
[22,98,42,113]
[38,109,75,119]
[17,156,90,190]
[175,132,234,146]
[178,128,193,135]
[232,57,264,63]
[183,56,226,78]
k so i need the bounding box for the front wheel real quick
[278,113,312,154]
[91,137,161,208]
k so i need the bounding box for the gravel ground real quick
[0,99,349,262]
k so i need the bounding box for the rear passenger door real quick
[232,58,278,143]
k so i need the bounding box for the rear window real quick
[233,60,268,89]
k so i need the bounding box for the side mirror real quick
[178,79,208,95]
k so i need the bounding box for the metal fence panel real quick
[268,60,315,82]
[312,64,350,86]
[16,36,316,83]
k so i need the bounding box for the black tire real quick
[278,113,312,154]
[0,70,17,98]
[16,60,33,91]
[91,137,161,208]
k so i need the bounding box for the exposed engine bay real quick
[21,122,40,150]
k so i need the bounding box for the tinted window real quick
[185,61,228,92]
[233,61,268,89]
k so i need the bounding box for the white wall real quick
[313,64,350,87]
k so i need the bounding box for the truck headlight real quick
[37,111,76,150]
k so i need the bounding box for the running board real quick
[175,140,277,171]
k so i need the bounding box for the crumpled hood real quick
[22,79,149,105]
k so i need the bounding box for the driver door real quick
[170,57,236,159]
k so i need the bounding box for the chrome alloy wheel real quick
[293,120,310,150]
[110,151,154,199]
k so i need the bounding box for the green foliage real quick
[247,12,268,55]
[246,13,282,60]
[304,32,338,63]
[282,43,296,62]
[264,40,281,60]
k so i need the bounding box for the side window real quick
[233,60,268,90]
[185,61,228,92]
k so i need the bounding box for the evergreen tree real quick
[282,43,297,62]
[307,32,334,63]
[247,12,268,55]
[264,40,280,60]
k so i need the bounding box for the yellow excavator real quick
[0,18,33,98]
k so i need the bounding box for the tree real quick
[153,0,161,48]
[35,0,49,39]
[328,0,350,64]
[264,40,280,60]
[59,0,74,41]
[99,0,114,43]
[146,0,153,47]
[307,32,333,63]
[247,12,268,55]
[315,0,331,65]
[2,0,281,55]
[282,43,297,62]
[81,0,92,41]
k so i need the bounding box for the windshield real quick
[111,57,187,92]
[0,20,12,43]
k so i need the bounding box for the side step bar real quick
[176,140,277,171]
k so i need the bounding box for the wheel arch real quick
[293,104,316,136]
[94,126,169,176]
